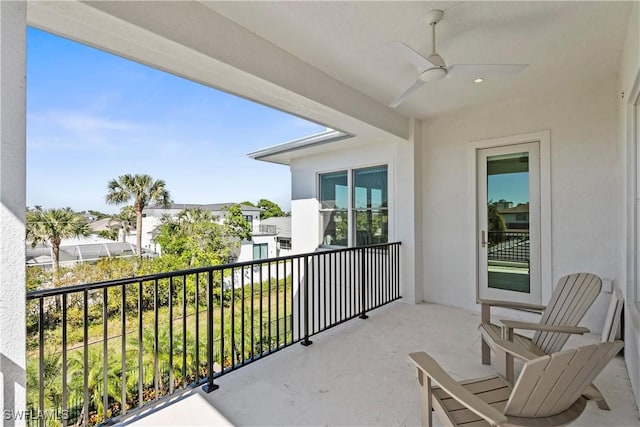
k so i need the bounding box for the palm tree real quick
[26,207,90,273]
[105,174,170,258]
[111,206,135,242]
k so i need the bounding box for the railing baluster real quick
[301,254,312,346]
[121,284,127,416]
[324,253,328,329]
[154,279,159,400]
[83,290,89,427]
[231,268,235,366]
[360,247,368,319]
[241,266,245,364]
[138,281,143,408]
[250,265,255,360]
[62,294,68,427]
[195,274,199,384]
[169,277,174,394]
[103,287,109,423]
[275,259,280,347]
[203,270,218,392]
[38,298,44,427]
[220,269,225,371]
[268,261,272,351]
[259,262,263,354]
[182,275,187,387]
[297,257,301,341]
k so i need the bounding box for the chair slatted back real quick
[601,289,623,342]
[533,273,601,354]
[504,340,624,417]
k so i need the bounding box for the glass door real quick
[477,142,541,304]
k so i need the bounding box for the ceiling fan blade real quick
[389,79,426,108]
[387,41,435,70]
[446,64,528,78]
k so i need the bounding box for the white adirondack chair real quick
[479,272,602,382]
[409,340,624,427]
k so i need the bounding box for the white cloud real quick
[30,110,147,133]
[27,110,154,151]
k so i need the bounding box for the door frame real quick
[470,130,552,304]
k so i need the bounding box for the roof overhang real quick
[247,129,352,165]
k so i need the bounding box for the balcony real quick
[123,302,638,426]
[26,240,638,426]
[26,243,401,426]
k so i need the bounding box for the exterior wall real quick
[0,2,27,423]
[247,234,278,260]
[290,138,420,302]
[420,76,620,333]
[620,1,640,409]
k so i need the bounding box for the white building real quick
[2,1,639,421]
[138,203,290,262]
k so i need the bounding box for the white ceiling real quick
[204,1,632,119]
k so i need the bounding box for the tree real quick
[487,202,507,244]
[112,206,136,242]
[224,204,252,241]
[256,199,284,220]
[26,207,90,274]
[155,209,228,267]
[105,174,170,258]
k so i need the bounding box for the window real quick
[279,238,291,250]
[243,215,253,224]
[253,243,268,260]
[319,171,348,246]
[516,213,528,221]
[319,165,388,247]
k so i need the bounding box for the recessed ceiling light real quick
[474,78,484,83]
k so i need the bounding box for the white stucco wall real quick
[290,138,420,303]
[239,234,278,262]
[619,0,640,409]
[0,2,26,424]
[420,75,620,333]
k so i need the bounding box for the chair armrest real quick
[498,319,590,334]
[478,298,546,312]
[409,352,508,426]
[491,339,541,362]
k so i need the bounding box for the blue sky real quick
[26,28,325,214]
[488,172,529,205]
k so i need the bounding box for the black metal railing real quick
[487,231,529,264]
[26,242,401,426]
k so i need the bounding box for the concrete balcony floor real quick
[120,301,639,426]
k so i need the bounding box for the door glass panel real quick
[486,152,530,293]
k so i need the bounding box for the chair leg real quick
[505,352,514,384]
[418,370,433,426]
[583,384,611,410]
[481,337,491,365]
[481,305,491,365]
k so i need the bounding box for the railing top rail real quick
[26,241,401,299]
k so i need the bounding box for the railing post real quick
[359,246,369,319]
[301,255,313,346]
[203,270,219,392]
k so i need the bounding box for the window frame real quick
[318,164,389,248]
[252,243,268,260]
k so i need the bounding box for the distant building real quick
[498,203,529,230]
[135,203,293,262]
[237,216,292,260]
[494,199,513,210]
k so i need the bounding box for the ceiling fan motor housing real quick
[420,67,447,82]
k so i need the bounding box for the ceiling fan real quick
[389,10,528,108]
